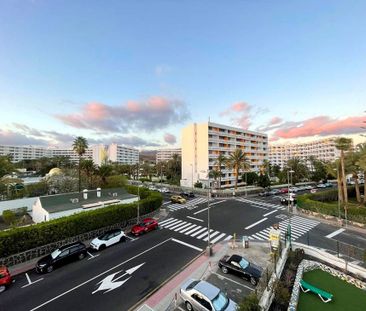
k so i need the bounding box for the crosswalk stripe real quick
[255,232,269,239]
[197,229,213,239]
[160,219,180,227]
[211,233,227,244]
[159,218,175,226]
[251,234,264,241]
[174,223,192,232]
[203,231,220,241]
[164,220,183,229]
[190,227,207,237]
[185,225,202,235]
[179,224,198,233]
[224,235,233,241]
[169,221,188,230]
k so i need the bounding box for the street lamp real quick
[137,154,140,224]
[190,163,193,190]
[334,168,341,223]
[245,170,248,197]
[287,169,294,248]
[200,169,212,256]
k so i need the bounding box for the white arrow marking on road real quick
[92,263,145,294]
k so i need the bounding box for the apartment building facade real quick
[0,144,139,166]
[269,137,343,169]
[181,122,268,189]
[156,148,181,163]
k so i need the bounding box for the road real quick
[1,191,365,311]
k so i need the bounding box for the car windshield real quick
[51,249,61,259]
[98,233,110,240]
[239,258,249,269]
[211,291,229,311]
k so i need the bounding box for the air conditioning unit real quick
[70,198,79,203]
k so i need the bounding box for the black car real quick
[36,241,87,273]
[180,191,195,198]
[258,191,271,197]
[218,254,262,286]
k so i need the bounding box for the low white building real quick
[32,188,138,223]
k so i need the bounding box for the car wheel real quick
[185,301,193,311]
[99,244,106,251]
[47,265,54,273]
[0,285,6,293]
[250,277,257,286]
[221,266,228,274]
[78,253,86,260]
[120,236,126,243]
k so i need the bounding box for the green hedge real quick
[297,193,366,224]
[0,188,162,258]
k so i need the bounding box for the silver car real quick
[180,279,237,311]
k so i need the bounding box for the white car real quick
[180,279,237,311]
[90,229,126,251]
[159,187,170,193]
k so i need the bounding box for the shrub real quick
[2,210,16,225]
[0,190,162,257]
[194,181,203,188]
[238,293,261,311]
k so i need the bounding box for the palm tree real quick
[286,157,309,185]
[345,151,361,203]
[326,160,343,204]
[72,136,89,192]
[80,159,97,189]
[225,149,251,190]
[98,164,113,186]
[335,137,353,206]
[356,143,366,204]
[209,170,222,189]
[214,153,227,189]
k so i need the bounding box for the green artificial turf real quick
[297,269,366,311]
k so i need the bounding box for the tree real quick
[80,159,97,189]
[214,153,227,189]
[356,143,366,204]
[72,136,89,192]
[209,170,222,189]
[311,159,327,182]
[0,155,14,178]
[335,137,353,206]
[225,149,251,190]
[238,293,260,311]
[98,164,113,186]
[326,160,344,205]
[243,172,258,186]
[258,173,271,188]
[271,164,281,178]
[346,151,362,203]
[285,157,309,184]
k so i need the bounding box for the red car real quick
[131,218,159,236]
[0,266,12,293]
[280,188,289,193]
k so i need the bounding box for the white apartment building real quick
[269,137,344,169]
[156,148,181,163]
[0,144,139,166]
[181,122,268,189]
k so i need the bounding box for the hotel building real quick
[181,122,268,189]
[269,137,344,169]
[156,148,181,163]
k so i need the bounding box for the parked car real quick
[317,183,327,188]
[180,191,195,198]
[0,266,12,293]
[310,188,318,193]
[218,254,262,286]
[279,188,289,193]
[90,229,126,251]
[171,195,187,204]
[289,187,300,193]
[36,241,87,273]
[131,218,159,236]
[180,279,237,311]
[259,191,271,197]
[304,185,313,190]
[269,189,281,195]
[148,185,158,191]
[159,187,170,193]
[324,182,333,188]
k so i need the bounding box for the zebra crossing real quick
[236,197,286,211]
[248,215,319,242]
[168,197,208,211]
[159,217,232,244]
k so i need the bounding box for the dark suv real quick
[36,241,87,273]
[180,191,195,198]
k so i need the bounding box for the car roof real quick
[102,229,121,234]
[59,241,85,250]
[143,218,154,222]
[229,254,243,262]
[0,266,9,274]
[194,280,220,301]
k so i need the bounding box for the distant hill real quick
[140,150,157,163]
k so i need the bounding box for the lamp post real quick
[287,169,294,248]
[245,170,248,197]
[201,169,212,256]
[137,154,140,224]
[190,163,193,190]
[334,168,341,223]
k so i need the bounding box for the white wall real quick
[32,198,49,223]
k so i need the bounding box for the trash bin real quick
[243,236,249,248]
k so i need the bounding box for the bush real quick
[238,293,261,311]
[2,210,16,225]
[194,181,203,188]
[104,175,127,188]
[0,190,162,257]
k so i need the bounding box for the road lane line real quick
[193,208,208,215]
[263,210,278,217]
[29,238,172,311]
[171,238,203,252]
[209,200,226,206]
[245,218,268,230]
[326,228,345,239]
[210,233,226,244]
[187,216,204,222]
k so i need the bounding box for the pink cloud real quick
[272,115,364,139]
[220,102,251,116]
[236,115,251,130]
[54,96,190,133]
[269,116,282,126]
[164,133,177,144]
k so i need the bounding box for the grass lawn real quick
[297,269,366,311]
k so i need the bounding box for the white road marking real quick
[179,224,198,233]
[209,200,226,206]
[263,210,278,217]
[185,225,202,235]
[174,223,192,232]
[224,235,233,241]
[203,231,220,241]
[162,201,170,205]
[245,218,268,230]
[29,238,172,311]
[169,221,188,230]
[159,218,174,225]
[193,208,208,215]
[197,229,214,239]
[210,233,226,244]
[190,227,207,237]
[125,235,137,241]
[171,238,203,252]
[213,272,255,291]
[326,228,346,239]
[187,216,204,222]
[21,273,43,288]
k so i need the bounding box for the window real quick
[192,294,212,310]
[70,246,80,253]
[59,249,70,258]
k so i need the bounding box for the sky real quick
[0,0,365,149]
